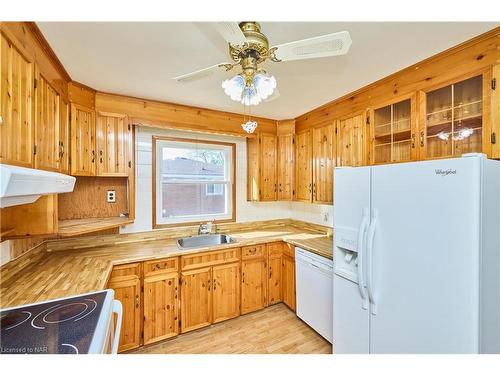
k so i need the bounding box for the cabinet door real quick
[295,130,313,202]
[34,74,60,171]
[260,133,277,201]
[313,124,335,204]
[0,32,34,168]
[267,243,283,305]
[241,258,267,314]
[96,112,131,176]
[143,272,179,345]
[246,136,260,201]
[107,275,141,352]
[337,113,366,167]
[70,103,96,176]
[282,255,296,312]
[58,98,70,174]
[277,134,295,200]
[212,262,240,323]
[493,64,500,159]
[180,267,212,333]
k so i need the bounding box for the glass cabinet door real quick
[372,98,412,164]
[425,75,482,159]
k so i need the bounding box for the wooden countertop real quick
[0,226,332,309]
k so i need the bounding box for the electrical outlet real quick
[323,212,329,223]
[107,190,116,203]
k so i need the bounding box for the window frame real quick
[152,136,236,228]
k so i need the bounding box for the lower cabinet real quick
[180,266,213,333]
[143,272,179,345]
[107,243,298,351]
[241,245,268,314]
[107,263,142,353]
[282,244,296,312]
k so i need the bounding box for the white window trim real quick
[154,137,234,226]
[206,184,224,196]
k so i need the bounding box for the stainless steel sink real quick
[177,234,236,250]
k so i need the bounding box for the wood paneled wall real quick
[58,177,129,220]
[296,27,500,131]
[95,92,278,136]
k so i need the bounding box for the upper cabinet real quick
[34,73,60,172]
[369,96,417,164]
[0,32,34,168]
[277,134,295,201]
[312,124,335,204]
[336,113,367,167]
[70,103,96,176]
[58,99,70,174]
[246,133,277,201]
[420,75,486,160]
[295,129,313,202]
[96,111,132,177]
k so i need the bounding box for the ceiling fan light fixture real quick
[241,120,258,134]
[253,73,276,100]
[222,74,245,101]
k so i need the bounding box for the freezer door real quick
[333,167,371,353]
[368,157,481,353]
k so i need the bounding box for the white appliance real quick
[0,164,75,207]
[333,153,500,354]
[296,247,333,343]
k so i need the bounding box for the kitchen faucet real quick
[198,220,216,235]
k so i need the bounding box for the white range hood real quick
[0,164,76,208]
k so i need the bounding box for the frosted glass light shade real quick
[222,73,277,106]
[222,75,245,101]
[241,120,258,134]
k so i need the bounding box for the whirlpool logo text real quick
[435,169,457,176]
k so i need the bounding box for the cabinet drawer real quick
[144,257,179,277]
[181,248,240,270]
[110,262,141,279]
[267,242,283,257]
[283,243,295,259]
[241,244,266,259]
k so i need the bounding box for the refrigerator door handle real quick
[357,208,370,309]
[366,209,378,315]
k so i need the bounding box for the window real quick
[153,136,236,227]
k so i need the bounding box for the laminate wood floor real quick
[130,303,332,354]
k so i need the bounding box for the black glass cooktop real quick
[0,291,107,354]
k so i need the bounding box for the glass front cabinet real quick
[369,95,416,164]
[369,70,497,165]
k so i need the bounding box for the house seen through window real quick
[154,137,235,227]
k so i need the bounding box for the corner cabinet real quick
[70,103,96,176]
[282,243,296,312]
[246,133,277,201]
[241,245,267,314]
[0,31,34,168]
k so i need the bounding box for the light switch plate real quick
[107,190,116,203]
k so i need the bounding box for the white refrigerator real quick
[333,153,500,354]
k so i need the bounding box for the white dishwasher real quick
[295,247,333,343]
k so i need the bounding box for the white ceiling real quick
[38,22,498,120]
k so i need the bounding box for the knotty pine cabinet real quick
[241,244,267,314]
[107,263,142,353]
[312,123,335,204]
[247,133,277,201]
[70,103,96,176]
[336,112,367,167]
[143,258,180,345]
[267,242,283,305]
[0,31,34,168]
[295,129,313,202]
[34,73,60,172]
[282,244,296,312]
[277,134,295,200]
[96,111,132,177]
[58,99,70,174]
[212,262,241,323]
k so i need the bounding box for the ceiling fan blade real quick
[173,63,231,83]
[214,22,247,45]
[272,31,352,62]
[264,88,280,102]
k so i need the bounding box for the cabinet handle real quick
[213,279,217,290]
[269,267,272,279]
[274,183,277,193]
[91,150,95,163]
[411,133,416,149]
[99,150,103,163]
[135,295,139,308]
[308,183,312,194]
[420,130,424,147]
[208,279,211,291]
[59,141,64,158]
[242,272,245,284]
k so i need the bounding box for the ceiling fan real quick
[173,22,352,107]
